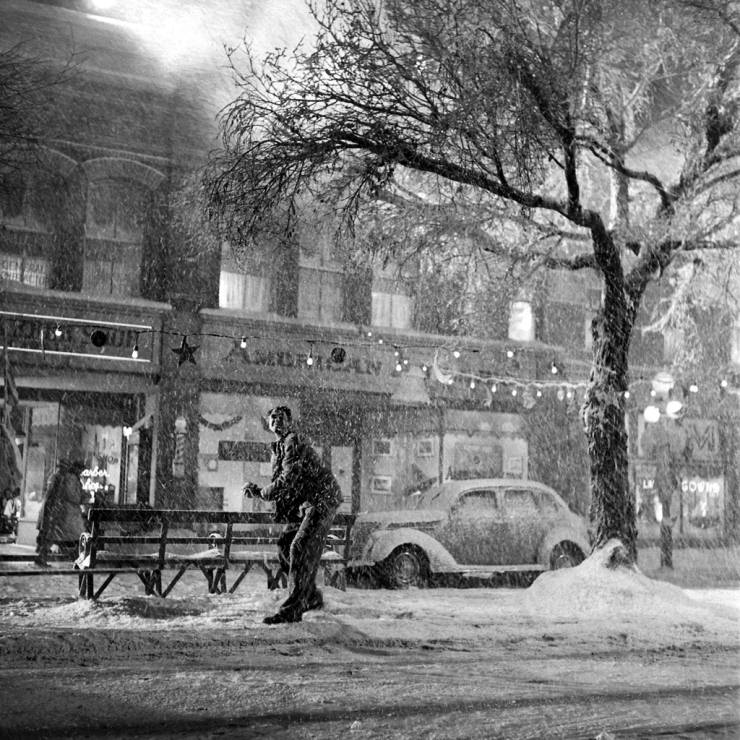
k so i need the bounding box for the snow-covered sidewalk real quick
[1,543,738,661]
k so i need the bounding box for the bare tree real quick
[206,0,739,561]
[0,42,74,172]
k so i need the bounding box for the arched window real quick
[0,170,52,288]
[83,178,146,296]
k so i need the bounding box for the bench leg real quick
[228,563,253,594]
[93,573,118,600]
[162,567,188,598]
[78,572,93,599]
[213,567,227,594]
[197,565,225,594]
[137,570,161,596]
[258,563,283,590]
[324,564,347,591]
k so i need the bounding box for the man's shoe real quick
[263,611,302,625]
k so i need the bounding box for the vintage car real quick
[349,478,590,588]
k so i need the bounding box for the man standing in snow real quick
[243,406,343,624]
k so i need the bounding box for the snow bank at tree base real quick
[525,538,740,624]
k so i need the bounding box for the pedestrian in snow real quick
[36,459,87,565]
[243,406,343,624]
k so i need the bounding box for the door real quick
[434,488,505,565]
[331,445,353,513]
[499,488,544,564]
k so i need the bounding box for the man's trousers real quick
[278,503,338,617]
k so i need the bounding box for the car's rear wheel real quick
[549,541,585,569]
[379,545,430,588]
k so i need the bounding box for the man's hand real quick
[242,482,261,498]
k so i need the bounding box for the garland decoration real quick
[198,414,243,431]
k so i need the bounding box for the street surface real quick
[1,626,738,739]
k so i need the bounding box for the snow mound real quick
[525,539,737,623]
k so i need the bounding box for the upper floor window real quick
[83,179,145,297]
[508,300,534,342]
[0,172,50,288]
[0,171,50,232]
[372,267,412,329]
[731,319,740,365]
[219,241,271,312]
[299,238,343,324]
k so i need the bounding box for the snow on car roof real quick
[420,478,569,508]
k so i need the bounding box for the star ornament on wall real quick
[172,335,199,366]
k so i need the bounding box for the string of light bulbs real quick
[18,320,736,398]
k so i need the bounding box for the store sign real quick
[0,311,152,362]
[681,475,724,524]
[218,440,271,462]
[685,420,719,461]
[225,345,384,377]
[81,466,109,494]
[681,476,723,497]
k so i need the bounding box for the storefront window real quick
[18,394,137,524]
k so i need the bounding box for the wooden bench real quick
[0,508,355,601]
[77,508,355,599]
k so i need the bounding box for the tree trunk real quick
[583,310,637,561]
[582,226,638,562]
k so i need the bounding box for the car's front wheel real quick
[378,545,430,588]
[549,541,585,569]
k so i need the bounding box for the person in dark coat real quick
[36,459,87,564]
[243,406,343,624]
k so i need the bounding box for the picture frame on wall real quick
[417,438,434,457]
[372,439,392,456]
[370,475,392,493]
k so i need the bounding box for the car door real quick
[499,488,544,564]
[433,488,506,565]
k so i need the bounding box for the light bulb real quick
[644,405,661,423]
[131,344,139,359]
[240,336,247,349]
